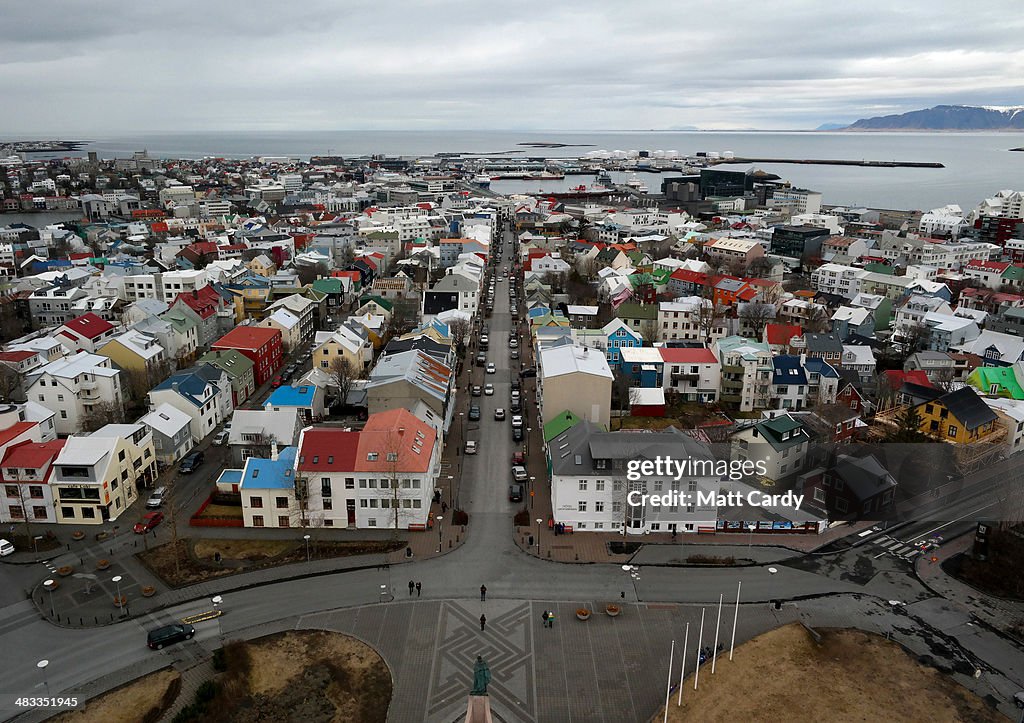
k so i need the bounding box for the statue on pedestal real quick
[471,655,491,696]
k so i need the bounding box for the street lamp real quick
[529,476,536,509]
[112,575,124,614]
[747,523,756,550]
[43,579,56,618]
[536,518,543,555]
[37,659,50,698]
[447,475,454,508]
[436,515,444,553]
[525,427,531,457]
[212,595,223,646]
[303,534,311,562]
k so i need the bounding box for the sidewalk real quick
[915,532,1024,641]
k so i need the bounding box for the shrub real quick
[513,509,530,527]
[195,681,217,703]
[452,509,469,526]
[212,648,226,672]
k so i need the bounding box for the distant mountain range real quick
[826,105,1024,131]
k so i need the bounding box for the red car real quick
[271,376,283,388]
[512,451,525,465]
[133,511,164,534]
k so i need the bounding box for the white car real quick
[511,465,528,482]
[213,430,230,446]
[494,408,506,421]
[0,539,14,557]
[465,440,478,455]
[484,383,494,395]
[486,363,496,374]
[511,414,524,428]
[146,486,167,509]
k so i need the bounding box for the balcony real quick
[722,364,744,375]
[670,371,700,382]
[721,379,744,391]
[721,393,743,403]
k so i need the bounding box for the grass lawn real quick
[656,623,1002,723]
[616,416,682,431]
[138,538,406,588]
[186,632,390,723]
[50,668,179,723]
[194,503,244,520]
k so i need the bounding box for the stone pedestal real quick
[463,695,493,723]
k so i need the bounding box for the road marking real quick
[910,503,996,541]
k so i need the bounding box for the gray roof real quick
[549,420,715,477]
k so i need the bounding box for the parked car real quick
[476,353,486,366]
[511,350,519,360]
[465,440,478,455]
[484,383,494,395]
[213,430,230,446]
[486,363,496,374]
[510,396,523,412]
[494,408,506,421]
[146,486,167,509]
[271,376,283,388]
[508,483,524,503]
[133,511,164,534]
[469,405,481,421]
[511,414,523,428]
[0,539,14,557]
[511,465,528,482]
[472,385,482,396]
[147,623,195,650]
[512,426,523,442]
[179,450,204,474]
[520,367,537,378]
[509,338,518,349]
[511,380,521,392]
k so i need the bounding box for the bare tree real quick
[697,297,727,346]
[385,297,418,342]
[328,356,357,408]
[0,365,23,403]
[747,256,776,279]
[638,319,660,345]
[80,400,125,433]
[804,305,832,334]
[447,317,472,358]
[739,302,775,338]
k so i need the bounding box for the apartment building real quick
[0,439,66,524]
[293,408,440,529]
[810,263,861,298]
[549,421,721,534]
[50,424,157,524]
[713,336,772,412]
[25,352,123,436]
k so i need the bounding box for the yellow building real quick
[97,330,168,376]
[916,386,999,443]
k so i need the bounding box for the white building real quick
[549,421,721,535]
[919,205,967,238]
[25,352,124,436]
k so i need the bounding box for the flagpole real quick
[711,593,723,674]
[663,639,675,723]
[694,607,705,690]
[677,621,689,706]
[729,580,742,661]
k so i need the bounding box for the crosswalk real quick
[872,534,924,561]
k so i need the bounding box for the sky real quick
[3,0,1024,133]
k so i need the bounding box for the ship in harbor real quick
[489,170,566,180]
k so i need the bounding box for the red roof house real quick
[212,326,283,386]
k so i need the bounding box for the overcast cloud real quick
[3,0,1024,133]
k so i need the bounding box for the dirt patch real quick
[48,668,179,723]
[943,528,1024,600]
[137,538,405,588]
[194,503,244,520]
[195,631,390,723]
[656,623,1004,723]
[193,538,295,561]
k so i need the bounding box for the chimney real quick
[271,441,279,461]
[398,427,405,435]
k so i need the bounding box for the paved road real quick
[1,223,1022,721]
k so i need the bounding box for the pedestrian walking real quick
[408,580,415,596]
[547,611,555,628]
[480,614,487,631]
[541,610,549,627]
[441,501,448,513]
[480,584,487,601]
[416,582,421,597]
